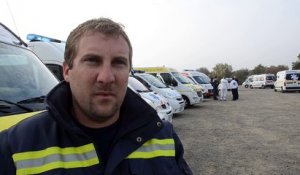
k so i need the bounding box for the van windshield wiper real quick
[137,90,150,93]
[17,96,46,104]
[0,99,33,112]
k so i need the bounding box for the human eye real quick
[83,55,101,65]
[112,57,129,67]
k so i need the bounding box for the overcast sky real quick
[1,0,300,71]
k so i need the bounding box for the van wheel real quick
[281,87,285,93]
[274,88,277,92]
[183,96,190,108]
[261,85,265,89]
[245,85,248,88]
[250,85,253,89]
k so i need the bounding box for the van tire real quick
[250,85,253,89]
[183,96,190,108]
[281,87,285,93]
[245,85,248,88]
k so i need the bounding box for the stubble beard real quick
[87,99,120,123]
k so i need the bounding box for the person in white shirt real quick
[230,78,239,100]
[219,77,229,101]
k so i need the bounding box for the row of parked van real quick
[242,71,300,92]
[27,34,218,122]
[0,24,215,130]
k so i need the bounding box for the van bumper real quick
[168,99,185,114]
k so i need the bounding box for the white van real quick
[128,77,173,122]
[0,23,59,131]
[181,70,213,97]
[242,75,254,88]
[250,74,275,89]
[134,67,201,107]
[26,34,65,81]
[274,70,300,92]
[132,72,185,114]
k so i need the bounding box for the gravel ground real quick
[173,87,300,175]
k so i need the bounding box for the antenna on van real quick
[5,0,19,35]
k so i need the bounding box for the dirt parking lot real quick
[173,87,300,175]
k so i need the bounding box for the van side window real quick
[160,73,172,85]
[46,64,63,81]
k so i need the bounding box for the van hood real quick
[159,88,181,98]
[140,92,168,108]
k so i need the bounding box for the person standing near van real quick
[212,76,219,100]
[0,18,192,175]
[230,78,239,100]
[219,77,229,101]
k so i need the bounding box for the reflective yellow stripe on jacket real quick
[12,143,99,175]
[0,111,44,132]
[127,138,175,159]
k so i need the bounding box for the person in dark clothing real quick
[0,18,193,175]
[230,77,239,100]
[212,77,219,100]
[234,76,239,100]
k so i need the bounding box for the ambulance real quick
[128,76,173,122]
[132,71,185,114]
[181,70,213,97]
[242,75,254,88]
[250,74,275,89]
[0,23,59,131]
[274,70,300,92]
[133,66,202,107]
[26,34,65,81]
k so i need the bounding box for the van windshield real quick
[0,43,58,110]
[171,72,190,84]
[140,74,167,88]
[193,75,210,84]
[286,73,300,80]
[266,75,275,81]
[128,77,151,92]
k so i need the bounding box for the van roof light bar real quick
[27,34,65,43]
[183,69,195,71]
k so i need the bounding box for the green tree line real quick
[196,53,300,84]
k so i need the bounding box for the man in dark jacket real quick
[0,18,193,175]
[212,77,219,100]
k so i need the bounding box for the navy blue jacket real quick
[0,82,193,175]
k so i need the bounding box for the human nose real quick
[96,64,115,84]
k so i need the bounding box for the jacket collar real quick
[46,81,162,137]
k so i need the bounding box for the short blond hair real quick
[64,17,132,69]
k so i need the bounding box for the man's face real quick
[63,32,130,128]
